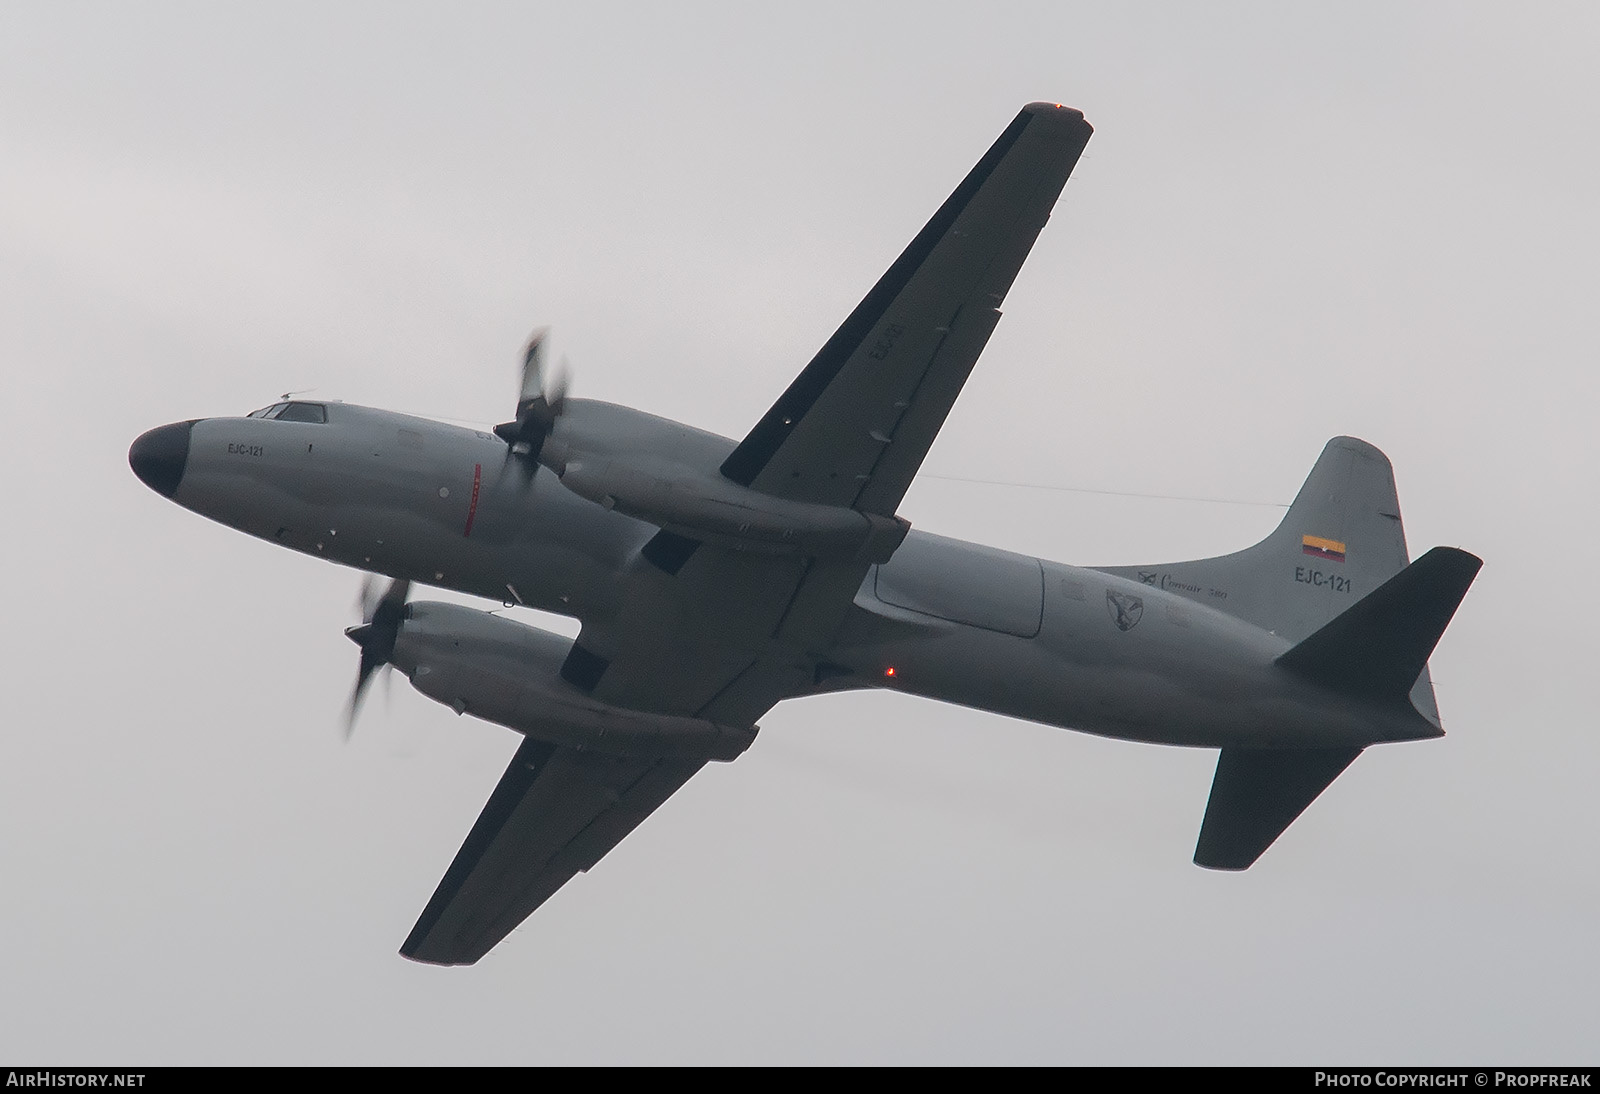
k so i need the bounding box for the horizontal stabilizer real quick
[1275,546,1481,702]
[1194,747,1362,870]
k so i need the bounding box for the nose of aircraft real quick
[128,420,195,497]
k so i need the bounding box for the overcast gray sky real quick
[2,1,1596,1065]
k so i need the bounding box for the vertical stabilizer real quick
[1097,436,1445,723]
[1100,437,1409,642]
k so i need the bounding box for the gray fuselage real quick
[140,400,1435,751]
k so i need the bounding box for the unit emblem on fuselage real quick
[1106,590,1145,632]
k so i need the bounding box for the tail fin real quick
[1275,546,1482,702]
[1098,436,1412,642]
[1097,436,1449,722]
[1138,445,1481,871]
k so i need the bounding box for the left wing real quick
[720,102,1092,516]
[402,734,708,966]
[612,103,1093,710]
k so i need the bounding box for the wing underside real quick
[402,735,706,966]
[721,102,1092,516]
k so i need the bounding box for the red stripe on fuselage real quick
[463,463,482,537]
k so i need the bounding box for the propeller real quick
[342,575,412,737]
[493,327,571,481]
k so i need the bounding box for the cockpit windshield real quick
[246,401,327,423]
[276,402,327,423]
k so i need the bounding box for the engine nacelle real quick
[388,602,757,762]
[542,441,909,563]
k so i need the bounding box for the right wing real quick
[401,735,707,966]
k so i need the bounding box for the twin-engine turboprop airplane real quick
[129,103,1480,966]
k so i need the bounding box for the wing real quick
[605,105,1094,718]
[402,734,707,965]
[404,106,1093,963]
[719,102,1092,516]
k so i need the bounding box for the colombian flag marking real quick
[1302,534,1346,562]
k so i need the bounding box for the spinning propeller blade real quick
[493,327,571,477]
[343,577,411,737]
